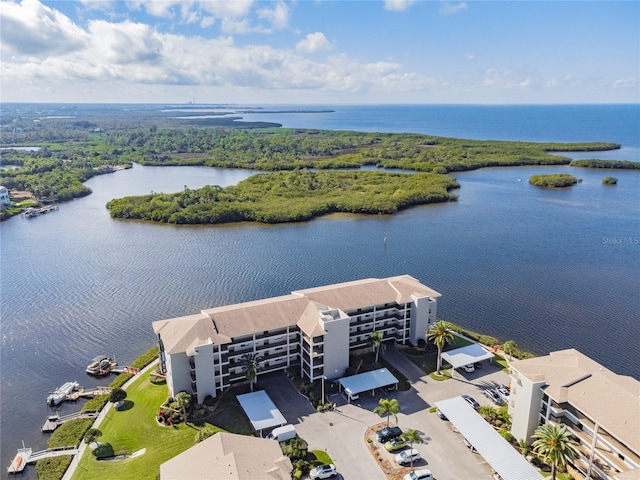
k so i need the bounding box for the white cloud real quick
[384,0,416,11]
[296,32,333,53]
[464,53,475,61]
[612,78,638,89]
[0,0,88,56]
[256,1,289,31]
[439,2,467,15]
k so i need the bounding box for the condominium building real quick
[152,275,440,404]
[509,349,639,480]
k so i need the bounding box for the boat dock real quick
[63,385,112,402]
[7,446,78,474]
[42,410,99,432]
[111,366,140,375]
[23,205,58,217]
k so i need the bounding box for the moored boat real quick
[85,355,117,376]
[46,381,79,406]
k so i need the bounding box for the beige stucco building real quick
[508,349,639,480]
[152,275,440,403]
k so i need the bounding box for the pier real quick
[63,385,112,402]
[42,410,99,432]
[7,446,78,474]
[23,205,58,217]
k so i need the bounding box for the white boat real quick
[86,355,117,376]
[46,381,79,406]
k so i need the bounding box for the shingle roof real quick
[511,349,640,456]
[160,432,292,480]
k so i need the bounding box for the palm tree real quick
[400,429,424,469]
[532,423,578,480]
[240,353,261,392]
[175,391,191,421]
[371,331,383,366]
[426,320,454,375]
[373,398,401,427]
[503,340,517,360]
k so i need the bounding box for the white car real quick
[463,363,475,373]
[309,464,337,479]
[404,468,433,480]
[395,448,421,465]
[496,386,510,402]
[484,388,504,404]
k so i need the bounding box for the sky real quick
[1,0,639,104]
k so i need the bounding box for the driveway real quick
[259,349,511,480]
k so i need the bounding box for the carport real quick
[441,343,494,369]
[338,368,398,402]
[236,390,287,436]
[435,396,543,480]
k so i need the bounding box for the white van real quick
[266,424,297,442]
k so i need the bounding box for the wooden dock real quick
[42,410,99,432]
[64,385,112,402]
[7,446,77,474]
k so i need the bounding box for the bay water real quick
[1,104,638,474]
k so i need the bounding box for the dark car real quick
[376,426,403,443]
[462,394,480,410]
[436,408,448,420]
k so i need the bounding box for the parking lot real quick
[260,347,511,480]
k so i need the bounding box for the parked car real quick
[396,448,421,465]
[309,464,337,479]
[463,363,475,373]
[385,437,407,452]
[473,361,482,369]
[484,388,504,404]
[462,394,480,409]
[376,426,403,442]
[496,386,510,402]
[403,468,433,480]
[436,408,448,420]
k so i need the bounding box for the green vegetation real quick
[131,346,159,369]
[35,456,73,480]
[82,394,109,413]
[602,176,618,185]
[529,174,579,188]
[426,320,455,375]
[106,170,459,224]
[310,450,334,465]
[532,424,579,480]
[2,116,623,222]
[71,369,197,480]
[48,418,94,449]
[570,159,640,169]
[373,398,401,427]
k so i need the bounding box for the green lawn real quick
[71,369,198,480]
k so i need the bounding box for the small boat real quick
[86,355,117,376]
[47,381,79,406]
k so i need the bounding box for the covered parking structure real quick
[435,396,543,480]
[441,342,495,370]
[236,390,287,436]
[338,368,398,401]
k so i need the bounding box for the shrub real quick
[602,176,618,185]
[92,442,115,459]
[131,346,159,369]
[83,428,102,445]
[281,437,308,461]
[529,173,578,188]
[48,418,93,449]
[498,429,515,443]
[35,455,73,480]
[292,469,303,480]
[109,373,133,389]
[82,394,109,413]
[109,388,127,403]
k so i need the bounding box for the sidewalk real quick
[62,360,159,480]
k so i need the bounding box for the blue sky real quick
[1,0,638,104]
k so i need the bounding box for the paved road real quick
[261,347,511,480]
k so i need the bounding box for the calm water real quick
[1,104,639,474]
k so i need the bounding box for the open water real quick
[1,104,639,475]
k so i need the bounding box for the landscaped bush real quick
[35,455,73,480]
[109,373,133,389]
[281,437,308,461]
[82,393,109,413]
[109,388,127,404]
[48,418,94,449]
[131,346,159,369]
[498,429,515,443]
[92,442,115,459]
